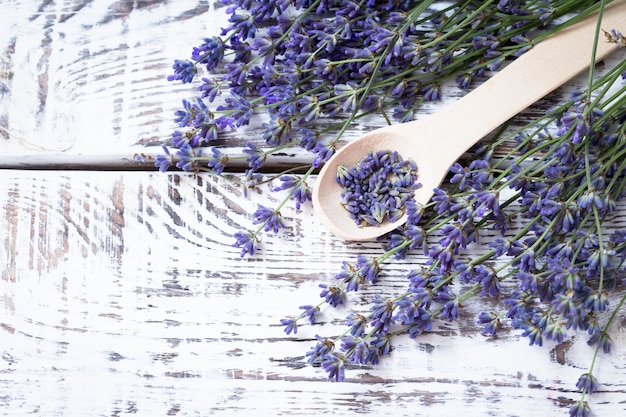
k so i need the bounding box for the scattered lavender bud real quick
[337,150,419,227]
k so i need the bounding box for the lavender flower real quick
[167,59,196,83]
[299,304,320,324]
[232,230,259,257]
[280,318,298,335]
[345,313,368,337]
[207,147,228,174]
[477,311,501,336]
[319,284,346,307]
[321,353,345,382]
[273,174,312,209]
[576,373,599,395]
[160,2,626,414]
[305,335,335,364]
[154,145,172,172]
[569,400,590,417]
[337,150,419,227]
[243,142,266,172]
[252,204,285,233]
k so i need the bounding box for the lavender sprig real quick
[159,0,608,256]
[158,1,626,415]
[280,42,626,416]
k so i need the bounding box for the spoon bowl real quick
[313,0,626,241]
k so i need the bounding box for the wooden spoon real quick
[312,0,626,241]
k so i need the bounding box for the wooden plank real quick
[0,0,217,163]
[2,0,625,170]
[0,0,357,168]
[2,170,626,415]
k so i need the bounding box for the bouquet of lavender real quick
[158,1,626,415]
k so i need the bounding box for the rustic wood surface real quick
[3,170,626,417]
[2,1,626,416]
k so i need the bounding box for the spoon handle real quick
[390,0,626,154]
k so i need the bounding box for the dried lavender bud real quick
[337,150,419,227]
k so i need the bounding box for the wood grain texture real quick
[2,170,626,416]
[1,0,211,163]
[1,0,624,170]
[0,0,344,168]
[3,1,626,416]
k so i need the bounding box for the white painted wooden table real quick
[2,1,626,416]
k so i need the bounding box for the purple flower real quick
[432,188,453,214]
[406,311,433,338]
[175,143,201,172]
[537,7,555,25]
[280,318,298,335]
[299,95,322,122]
[334,82,361,112]
[516,271,541,293]
[334,262,361,292]
[543,320,566,343]
[312,141,335,168]
[243,142,266,171]
[477,311,500,336]
[369,296,395,333]
[519,247,537,273]
[290,180,312,209]
[262,115,292,146]
[428,245,455,273]
[252,204,285,233]
[167,59,196,83]
[346,313,368,337]
[207,147,228,174]
[305,335,334,364]
[425,50,445,73]
[224,61,250,86]
[449,163,470,190]
[224,13,257,41]
[557,110,589,144]
[456,72,473,89]
[221,93,254,127]
[321,353,345,382]
[337,150,418,226]
[504,290,533,320]
[569,400,590,417]
[319,284,346,307]
[174,99,194,127]
[587,331,612,354]
[192,37,225,71]
[299,304,320,324]
[161,2,626,402]
[252,36,277,66]
[576,372,599,395]
[476,264,500,297]
[198,77,222,102]
[154,146,172,172]
[232,230,259,257]
[489,238,511,257]
[273,175,311,209]
[394,294,422,323]
[439,222,471,250]
[474,190,500,216]
[520,322,543,346]
[372,333,392,357]
[299,127,318,151]
[441,297,460,322]
[190,98,220,143]
[356,255,380,284]
[171,130,188,148]
[422,83,441,101]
